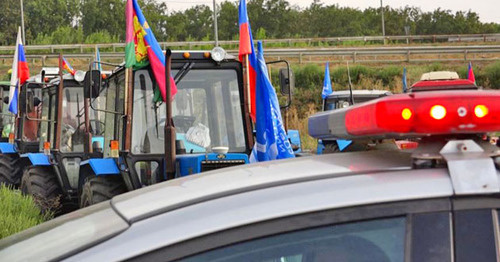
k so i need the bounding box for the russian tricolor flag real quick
[467,62,476,85]
[9,27,30,114]
[238,0,257,121]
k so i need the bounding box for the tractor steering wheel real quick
[76,120,106,136]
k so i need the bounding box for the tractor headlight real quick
[211,47,226,62]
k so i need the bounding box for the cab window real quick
[180,217,406,262]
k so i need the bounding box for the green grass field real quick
[0,185,52,239]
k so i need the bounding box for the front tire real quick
[0,154,22,187]
[20,166,63,214]
[80,176,127,208]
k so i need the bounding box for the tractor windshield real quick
[39,83,106,152]
[0,85,15,138]
[132,68,246,154]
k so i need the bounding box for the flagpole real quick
[124,67,133,151]
[20,0,26,44]
[245,54,251,114]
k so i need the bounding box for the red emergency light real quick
[410,79,477,92]
[308,90,500,140]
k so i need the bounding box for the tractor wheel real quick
[0,154,22,187]
[80,176,127,208]
[323,143,340,154]
[20,166,63,214]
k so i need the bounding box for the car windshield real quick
[131,68,246,154]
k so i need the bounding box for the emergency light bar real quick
[309,90,500,140]
[410,79,477,92]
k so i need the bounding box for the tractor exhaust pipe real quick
[165,49,176,180]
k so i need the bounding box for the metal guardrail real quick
[1,45,498,64]
[0,34,499,54]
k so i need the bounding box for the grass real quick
[0,185,53,239]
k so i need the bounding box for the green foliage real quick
[32,26,83,45]
[484,61,500,88]
[85,30,118,44]
[255,27,267,40]
[1,0,498,45]
[0,185,52,239]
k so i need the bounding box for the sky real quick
[161,0,499,23]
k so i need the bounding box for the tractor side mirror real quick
[84,70,101,99]
[279,67,294,96]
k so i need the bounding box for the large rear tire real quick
[20,166,63,214]
[0,154,22,187]
[80,176,127,208]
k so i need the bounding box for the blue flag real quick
[322,62,332,99]
[249,41,295,163]
[402,67,407,93]
[94,46,102,71]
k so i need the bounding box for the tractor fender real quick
[287,129,302,153]
[80,158,120,177]
[19,153,50,166]
[0,142,17,154]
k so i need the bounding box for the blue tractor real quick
[78,48,295,207]
[0,74,49,187]
[19,57,104,213]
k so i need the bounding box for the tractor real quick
[0,74,49,186]
[19,56,104,212]
[78,48,294,207]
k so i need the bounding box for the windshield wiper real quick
[174,62,195,84]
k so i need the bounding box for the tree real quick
[80,0,125,41]
[24,0,79,43]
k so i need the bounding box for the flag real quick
[402,67,408,93]
[62,56,76,75]
[94,46,102,71]
[467,62,476,85]
[9,27,30,114]
[249,41,295,163]
[238,0,257,121]
[125,0,176,101]
[322,62,332,99]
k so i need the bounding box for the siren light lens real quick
[474,105,488,118]
[430,105,447,120]
[401,108,412,120]
[183,52,191,59]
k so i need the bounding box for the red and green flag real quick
[125,0,176,101]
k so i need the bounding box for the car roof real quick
[112,150,414,222]
[4,148,500,261]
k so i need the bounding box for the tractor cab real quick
[0,81,13,142]
[0,75,46,187]
[78,48,256,207]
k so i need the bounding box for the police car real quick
[1,75,499,262]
